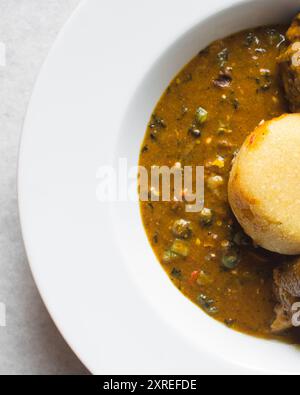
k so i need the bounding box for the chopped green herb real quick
[149,114,166,129]
[153,233,159,244]
[244,32,259,47]
[197,294,218,315]
[266,28,285,47]
[183,73,193,83]
[217,48,229,68]
[256,73,273,93]
[163,249,179,263]
[171,267,182,279]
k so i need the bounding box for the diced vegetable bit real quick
[205,253,217,262]
[170,239,190,257]
[224,318,235,327]
[197,294,213,306]
[213,71,232,89]
[172,219,193,239]
[163,249,179,263]
[206,157,225,170]
[197,294,219,315]
[171,267,182,279]
[221,240,231,249]
[255,48,267,54]
[199,208,214,227]
[211,155,225,168]
[217,48,229,68]
[196,270,213,286]
[217,123,232,135]
[260,68,271,76]
[195,107,208,125]
[207,306,219,315]
[207,175,224,190]
[217,139,235,149]
[222,251,240,270]
[190,270,199,283]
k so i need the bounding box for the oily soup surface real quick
[140,27,299,341]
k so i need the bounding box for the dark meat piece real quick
[274,258,300,297]
[272,13,300,331]
[213,74,232,88]
[278,43,300,112]
[213,67,233,88]
[278,13,300,112]
[272,305,293,333]
[286,13,300,42]
[272,257,300,332]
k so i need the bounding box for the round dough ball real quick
[228,114,300,255]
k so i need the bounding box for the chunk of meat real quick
[272,257,300,332]
[272,305,294,333]
[278,13,300,112]
[286,13,300,42]
[272,13,300,332]
[278,43,300,112]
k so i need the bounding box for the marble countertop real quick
[0,0,88,375]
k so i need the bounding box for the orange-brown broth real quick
[139,26,300,342]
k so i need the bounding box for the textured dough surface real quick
[229,114,300,255]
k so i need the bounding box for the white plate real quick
[18,0,300,375]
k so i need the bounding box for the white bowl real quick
[19,0,300,374]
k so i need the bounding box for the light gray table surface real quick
[0,0,89,375]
